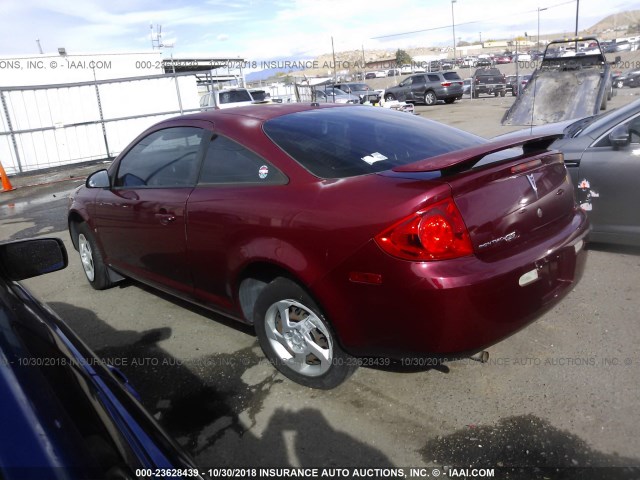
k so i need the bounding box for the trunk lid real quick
[393,135,575,254]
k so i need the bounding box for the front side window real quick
[115,127,205,188]
[198,135,287,185]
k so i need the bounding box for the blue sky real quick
[2,0,638,60]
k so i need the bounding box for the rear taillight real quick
[375,198,473,261]
[441,82,452,87]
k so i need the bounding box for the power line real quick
[371,21,480,40]
[371,0,578,40]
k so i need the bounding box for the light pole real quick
[575,0,580,36]
[451,0,457,63]
[537,7,547,51]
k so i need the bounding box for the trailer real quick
[502,37,614,126]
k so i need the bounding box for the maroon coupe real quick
[68,103,589,389]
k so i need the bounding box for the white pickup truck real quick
[199,88,255,110]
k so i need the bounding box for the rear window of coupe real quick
[263,107,484,179]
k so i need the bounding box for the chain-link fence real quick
[0,72,200,175]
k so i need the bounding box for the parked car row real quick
[330,83,381,104]
[314,87,360,104]
[612,69,640,88]
[506,74,532,96]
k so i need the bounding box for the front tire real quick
[384,93,396,101]
[600,94,607,110]
[254,278,356,389]
[76,222,115,290]
[424,91,437,106]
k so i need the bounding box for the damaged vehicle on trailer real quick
[68,103,589,389]
[502,37,614,126]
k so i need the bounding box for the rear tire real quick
[254,278,356,389]
[444,98,456,104]
[500,90,506,97]
[76,222,115,290]
[384,93,396,101]
[424,91,437,106]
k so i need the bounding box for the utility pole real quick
[451,0,457,62]
[537,7,547,51]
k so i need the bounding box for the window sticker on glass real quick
[258,165,269,179]
[361,152,388,165]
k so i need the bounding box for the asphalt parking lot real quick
[2,88,640,477]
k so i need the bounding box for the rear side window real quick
[443,72,462,80]
[115,127,205,188]
[198,135,287,185]
[427,75,440,82]
[263,107,484,179]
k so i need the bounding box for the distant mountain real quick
[245,10,640,83]
[246,66,302,82]
[584,10,640,35]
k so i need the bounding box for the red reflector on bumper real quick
[349,272,383,285]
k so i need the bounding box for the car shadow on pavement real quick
[420,414,640,478]
[47,302,394,468]
[108,279,455,378]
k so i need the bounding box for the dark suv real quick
[383,72,464,105]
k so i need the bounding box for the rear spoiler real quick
[392,134,562,173]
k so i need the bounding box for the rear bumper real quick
[314,210,589,358]
[475,84,506,93]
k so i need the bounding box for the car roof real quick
[177,103,353,123]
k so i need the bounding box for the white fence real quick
[0,72,200,175]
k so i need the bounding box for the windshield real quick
[565,116,597,138]
[263,106,484,179]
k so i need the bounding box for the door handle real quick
[155,208,176,225]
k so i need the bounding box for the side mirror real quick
[609,124,630,149]
[0,238,68,281]
[86,169,110,188]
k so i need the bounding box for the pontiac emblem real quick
[526,174,538,198]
